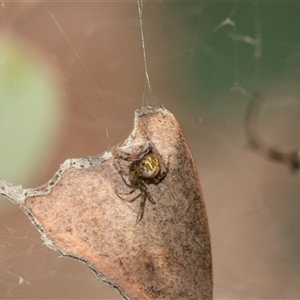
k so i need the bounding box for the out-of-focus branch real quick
[245,94,300,172]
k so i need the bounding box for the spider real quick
[115,152,169,224]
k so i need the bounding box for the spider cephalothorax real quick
[115,152,168,224]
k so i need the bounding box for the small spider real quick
[115,152,169,224]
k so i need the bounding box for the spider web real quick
[1,1,300,299]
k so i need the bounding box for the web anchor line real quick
[137,0,158,107]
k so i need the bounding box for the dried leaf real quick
[0,106,212,300]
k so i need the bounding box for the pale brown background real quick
[1,1,300,299]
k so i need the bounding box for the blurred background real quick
[1,1,300,299]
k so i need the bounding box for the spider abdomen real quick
[140,154,160,178]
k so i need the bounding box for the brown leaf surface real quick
[1,106,212,300]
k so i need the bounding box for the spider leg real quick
[118,172,133,188]
[145,189,156,204]
[115,189,142,202]
[116,160,133,188]
[136,193,147,224]
[153,172,167,184]
[140,182,156,204]
[116,188,136,196]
